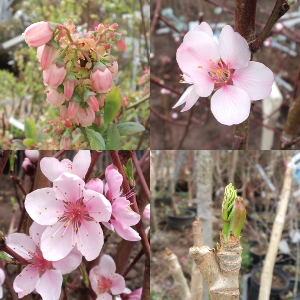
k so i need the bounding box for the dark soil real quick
[254,272,287,289]
[150,0,300,149]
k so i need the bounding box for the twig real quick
[0,150,11,177]
[157,15,183,34]
[138,0,150,65]
[53,150,66,159]
[109,151,150,260]
[132,153,150,203]
[150,0,162,35]
[0,239,28,265]
[126,94,149,110]
[84,151,102,182]
[249,0,290,53]
[0,261,18,300]
[176,106,194,149]
[122,248,144,277]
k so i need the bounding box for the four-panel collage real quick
[1,0,300,300]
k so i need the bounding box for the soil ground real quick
[150,0,300,150]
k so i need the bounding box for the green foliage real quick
[117,122,145,136]
[24,118,36,139]
[241,242,251,272]
[85,127,105,150]
[104,87,121,126]
[106,123,121,150]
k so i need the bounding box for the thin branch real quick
[84,151,102,182]
[122,248,144,277]
[0,261,18,300]
[150,0,162,35]
[176,106,194,149]
[0,150,11,177]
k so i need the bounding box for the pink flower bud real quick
[68,101,80,119]
[110,23,119,30]
[60,132,71,150]
[37,45,60,70]
[23,21,55,47]
[46,88,65,107]
[64,120,72,128]
[77,106,95,127]
[22,158,36,176]
[115,38,126,51]
[54,126,63,135]
[97,95,105,107]
[87,95,99,112]
[43,58,67,88]
[108,61,118,79]
[94,115,101,127]
[60,105,68,119]
[25,150,39,163]
[64,79,75,100]
[90,65,113,92]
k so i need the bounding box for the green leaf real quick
[106,123,120,150]
[85,127,105,150]
[23,138,36,147]
[116,122,145,136]
[104,87,121,126]
[24,118,36,139]
[12,139,26,149]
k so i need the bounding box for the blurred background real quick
[150,150,300,300]
[0,0,150,149]
[150,0,300,150]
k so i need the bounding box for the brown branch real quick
[141,256,150,300]
[0,150,11,177]
[0,238,28,265]
[176,106,194,149]
[249,0,290,53]
[122,248,144,277]
[150,0,162,35]
[0,261,18,300]
[53,150,66,159]
[84,151,102,182]
[109,151,150,260]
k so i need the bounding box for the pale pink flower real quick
[37,45,60,70]
[22,157,36,176]
[25,173,112,261]
[87,165,141,241]
[68,101,80,119]
[25,150,39,163]
[43,60,67,88]
[115,38,126,51]
[0,268,4,298]
[91,66,113,92]
[174,22,274,125]
[23,21,54,47]
[89,254,125,300]
[143,204,150,222]
[40,150,91,182]
[60,105,68,119]
[87,95,100,112]
[121,287,143,300]
[64,79,75,101]
[75,106,95,127]
[6,222,82,300]
[46,88,65,107]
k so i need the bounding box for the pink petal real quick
[187,69,215,97]
[99,254,116,277]
[72,150,91,179]
[76,221,103,261]
[89,266,101,294]
[97,293,112,300]
[177,31,219,72]
[36,269,62,300]
[29,222,47,247]
[85,178,104,194]
[25,188,65,225]
[219,25,250,70]
[211,85,251,125]
[102,221,114,231]
[180,85,200,112]
[52,247,82,274]
[6,233,37,260]
[231,61,274,100]
[193,22,214,38]
[110,273,125,295]
[105,165,123,199]
[41,221,74,261]
[40,157,69,182]
[111,220,141,241]
[53,173,84,204]
[13,265,40,297]
[83,189,112,222]
[112,199,140,227]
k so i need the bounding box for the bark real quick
[194,150,213,300]
[164,248,191,300]
[258,157,293,300]
[190,233,242,300]
[191,217,203,300]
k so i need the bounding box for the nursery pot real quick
[249,265,290,300]
[250,241,266,265]
[165,209,196,230]
[154,196,172,207]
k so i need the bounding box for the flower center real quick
[98,276,112,294]
[28,247,52,274]
[199,59,232,86]
[59,197,93,233]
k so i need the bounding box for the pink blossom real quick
[115,38,126,51]
[121,288,143,300]
[64,79,75,100]
[174,22,274,125]
[60,105,68,119]
[91,67,113,92]
[6,222,82,300]
[25,173,112,261]
[25,150,39,163]
[89,254,125,299]
[23,21,54,47]
[68,101,80,119]
[22,157,36,176]
[37,45,60,70]
[40,150,90,182]
[46,88,65,107]
[143,204,150,222]
[87,95,100,112]
[43,61,67,88]
[110,61,119,79]
[75,106,95,127]
[0,268,4,298]
[87,165,141,241]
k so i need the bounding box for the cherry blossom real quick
[40,150,91,182]
[89,254,125,300]
[25,172,112,261]
[5,222,82,300]
[174,22,274,125]
[0,268,4,299]
[86,164,141,241]
[119,287,143,300]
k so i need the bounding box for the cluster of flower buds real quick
[23,20,126,148]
